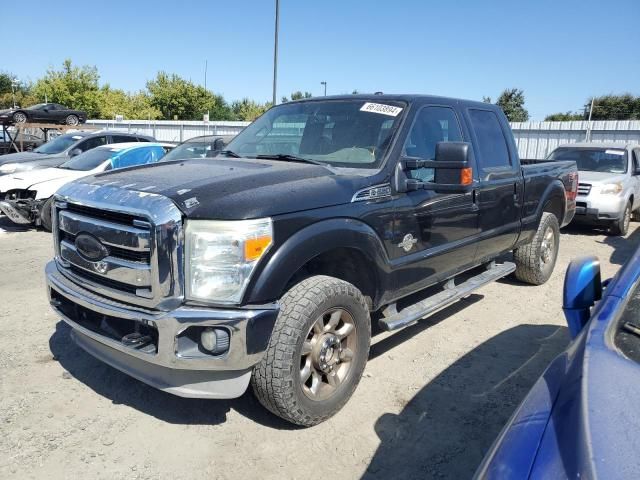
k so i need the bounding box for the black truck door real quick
[391,104,480,298]
[465,108,523,262]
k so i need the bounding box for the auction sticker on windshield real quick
[360,102,403,117]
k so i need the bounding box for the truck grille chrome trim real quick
[52,182,184,311]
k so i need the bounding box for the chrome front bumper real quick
[46,261,278,398]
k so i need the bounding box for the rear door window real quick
[76,135,107,152]
[111,135,135,144]
[468,109,511,170]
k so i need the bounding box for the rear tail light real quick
[566,172,579,201]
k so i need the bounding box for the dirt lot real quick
[1,217,639,480]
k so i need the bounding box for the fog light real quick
[200,327,230,355]
[201,328,218,351]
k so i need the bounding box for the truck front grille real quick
[51,184,184,311]
[578,183,592,196]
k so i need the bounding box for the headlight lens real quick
[0,163,18,174]
[599,182,623,195]
[185,218,273,304]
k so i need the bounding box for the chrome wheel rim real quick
[300,308,357,401]
[66,115,78,125]
[540,226,555,266]
[14,112,26,123]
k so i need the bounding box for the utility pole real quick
[10,79,19,108]
[204,59,209,119]
[586,98,595,141]
[272,0,280,106]
[320,81,327,96]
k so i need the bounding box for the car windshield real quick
[29,103,47,110]
[59,148,113,171]
[162,141,216,161]
[33,134,80,154]
[549,148,628,174]
[222,99,406,169]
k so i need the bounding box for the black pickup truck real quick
[45,94,577,426]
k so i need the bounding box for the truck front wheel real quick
[251,275,371,426]
[513,212,560,285]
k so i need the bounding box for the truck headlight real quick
[599,182,623,195]
[185,218,273,304]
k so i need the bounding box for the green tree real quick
[544,111,584,121]
[31,59,102,116]
[98,86,161,120]
[494,88,529,122]
[586,94,640,120]
[0,71,36,109]
[281,91,313,103]
[231,98,271,121]
[146,72,232,120]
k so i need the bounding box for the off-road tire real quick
[251,275,371,427]
[513,212,560,285]
[610,201,631,236]
[39,197,54,232]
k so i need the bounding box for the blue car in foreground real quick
[476,247,640,478]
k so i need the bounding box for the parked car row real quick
[0,133,233,229]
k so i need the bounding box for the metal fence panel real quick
[87,119,640,159]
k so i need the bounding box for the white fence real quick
[86,119,250,142]
[512,120,640,159]
[87,119,640,159]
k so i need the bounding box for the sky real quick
[2,0,639,120]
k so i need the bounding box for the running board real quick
[379,262,516,331]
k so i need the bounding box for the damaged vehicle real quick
[0,142,167,231]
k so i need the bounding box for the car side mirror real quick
[562,256,602,338]
[69,148,82,157]
[213,138,226,151]
[395,142,474,194]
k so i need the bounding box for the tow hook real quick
[121,332,152,348]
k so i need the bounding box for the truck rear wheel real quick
[39,197,54,232]
[251,275,371,426]
[513,212,559,285]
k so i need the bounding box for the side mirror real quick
[213,138,226,151]
[562,256,602,338]
[396,141,474,194]
[69,148,82,157]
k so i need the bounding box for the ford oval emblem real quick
[75,233,109,262]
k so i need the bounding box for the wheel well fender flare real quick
[537,180,566,225]
[246,218,390,304]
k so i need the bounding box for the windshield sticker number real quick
[360,102,403,117]
[605,149,625,156]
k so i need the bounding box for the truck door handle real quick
[513,182,518,201]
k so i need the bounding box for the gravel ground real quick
[1,216,639,480]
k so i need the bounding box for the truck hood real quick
[578,171,627,185]
[0,167,88,193]
[78,158,373,219]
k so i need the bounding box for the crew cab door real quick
[391,104,480,297]
[465,108,523,261]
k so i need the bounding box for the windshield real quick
[59,148,113,171]
[549,148,628,174]
[162,141,216,162]
[223,99,406,169]
[34,134,81,154]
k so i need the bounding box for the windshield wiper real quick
[218,149,241,158]
[254,154,325,166]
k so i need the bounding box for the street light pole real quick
[11,80,19,108]
[321,81,327,96]
[272,0,280,106]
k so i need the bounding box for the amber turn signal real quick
[245,235,272,261]
[460,167,473,186]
